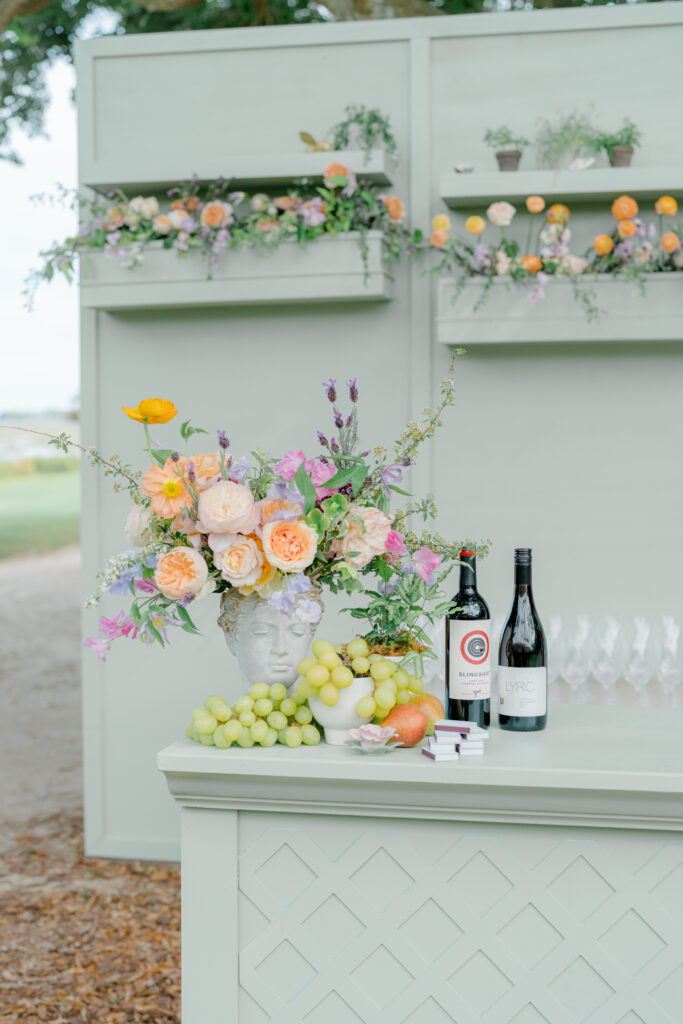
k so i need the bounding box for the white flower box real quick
[79,231,393,310]
[436,274,683,345]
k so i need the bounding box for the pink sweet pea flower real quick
[412,546,441,584]
[309,459,336,499]
[385,530,407,560]
[83,636,112,661]
[274,450,306,481]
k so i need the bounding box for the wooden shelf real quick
[439,167,682,210]
[436,274,683,345]
[80,231,393,310]
[80,150,393,196]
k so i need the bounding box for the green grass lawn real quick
[0,469,80,559]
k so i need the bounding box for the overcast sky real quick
[1,61,79,414]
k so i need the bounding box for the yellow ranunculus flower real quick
[432,214,451,232]
[122,398,178,424]
[526,195,545,214]
[465,216,486,235]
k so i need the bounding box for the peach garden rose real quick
[214,535,264,587]
[198,481,259,534]
[261,520,318,572]
[339,506,392,569]
[155,546,209,600]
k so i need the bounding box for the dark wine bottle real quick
[498,548,547,732]
[445,550,491,728]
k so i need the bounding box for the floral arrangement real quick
[71,364,484,662]
[26,162,414,305]
[429,193,682,319]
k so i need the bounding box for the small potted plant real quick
[535,111,597,170]
[483,127,531,172]
[591,119,642,167]
[329,104,398,164]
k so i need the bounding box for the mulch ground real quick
[0,814,180,1023]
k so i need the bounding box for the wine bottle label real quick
[449,620,491,700]
[497,666,547,716]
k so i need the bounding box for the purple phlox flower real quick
[135,578,157,594]
[176,230,190,252]
[108,573,135,595]
[106,190,116,199]
[229,456,250,485]
[615,241,633,259]
[143,554,158,569]
[347,378,358,403]
[296,599,322,624]
[106,231,121,246]
[266,482,305,521]
[330,437,340,454]
[648,223,657,239]
[286,574,312,594]
[217,430,230,450]
[635,218,646,237]
[181,216,197,233]
[84,636,111,661]
[333,409,344,429]
[228,191,246,204]
[317,430,328,448]
[474,242,490,268]
[380,463,404,495]
[323,378,337,403]
[268,590,296,616]
[302,196,327,228]
[167,188,174,197]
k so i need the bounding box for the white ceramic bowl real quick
[308,676,375,745]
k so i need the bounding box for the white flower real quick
[558,254,587,276]
[493,250,511,276]
[487,201,516,228]
[128,195,159,220]
[215,536,264,587]
[635,242,654,266]
[250,193,269,212]
[168,209,187,230]
[152,215,172,235]
[124,504,153,547]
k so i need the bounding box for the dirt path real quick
[0,546,82,845]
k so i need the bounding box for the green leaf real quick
[324,464,364,490]
[376,560,394,582]
[350,463,369,495]
[388,484,412,497]
[150,447,174,467]
[321,493,348,519]
[294,463,317,515]
[305,508,331,540]
[146,618,165,646]
[176,604,199,631]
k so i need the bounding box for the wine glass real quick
[656,616,683,707]
[623,617,659,706]
[546,616,567,704]
[591,617,627,706]
[562,615,595,703]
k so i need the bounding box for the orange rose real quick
[546,204,570,224]
[324,161,349,180]
[430,229,449,249]
[256,217,277,233]
[142,457,191,519]
[465,216,485,235]
[122,398,177,424]
[155,546,208,600]
[655,196,678,217]
[520,255,542,274]
[432,214,451,232]
[384,195,405,222]
[526,196,545,214]
[617,219,637,239]
[262,520,318,572]
[170,199,187,212]
[102,207,125,230]
[594,234,614,255]
[611,195,638,221]
[200,201,233,229]
[661,232,680,254]
[215,535,264,588]
[184,197,200,212]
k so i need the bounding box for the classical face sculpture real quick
[219,592,319,690]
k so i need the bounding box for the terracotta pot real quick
[495,149,522,172]
[609,146,633,168]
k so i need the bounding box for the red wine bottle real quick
[498,548,547,732]
[445,550,491,728]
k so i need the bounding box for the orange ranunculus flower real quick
[262,519,318,573]
[432,213,451,232]
[324,161,349,180]
[184,196,200,212]
[142,457,191,519]
[661,232,681,254]
[274,196,302,212]
[122,398,177,424]
[155,546,208,600]
[617,219,637,239]
[465,216,485,235]
[611,195,638,221]
[170,199,187,212]
[384,196,406,222]
[520,255,542,274]
[655,195,678,217]
[526,196,545,214]
[546,203,570,224]
[430,229,449,249]
[594,234,614,255]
